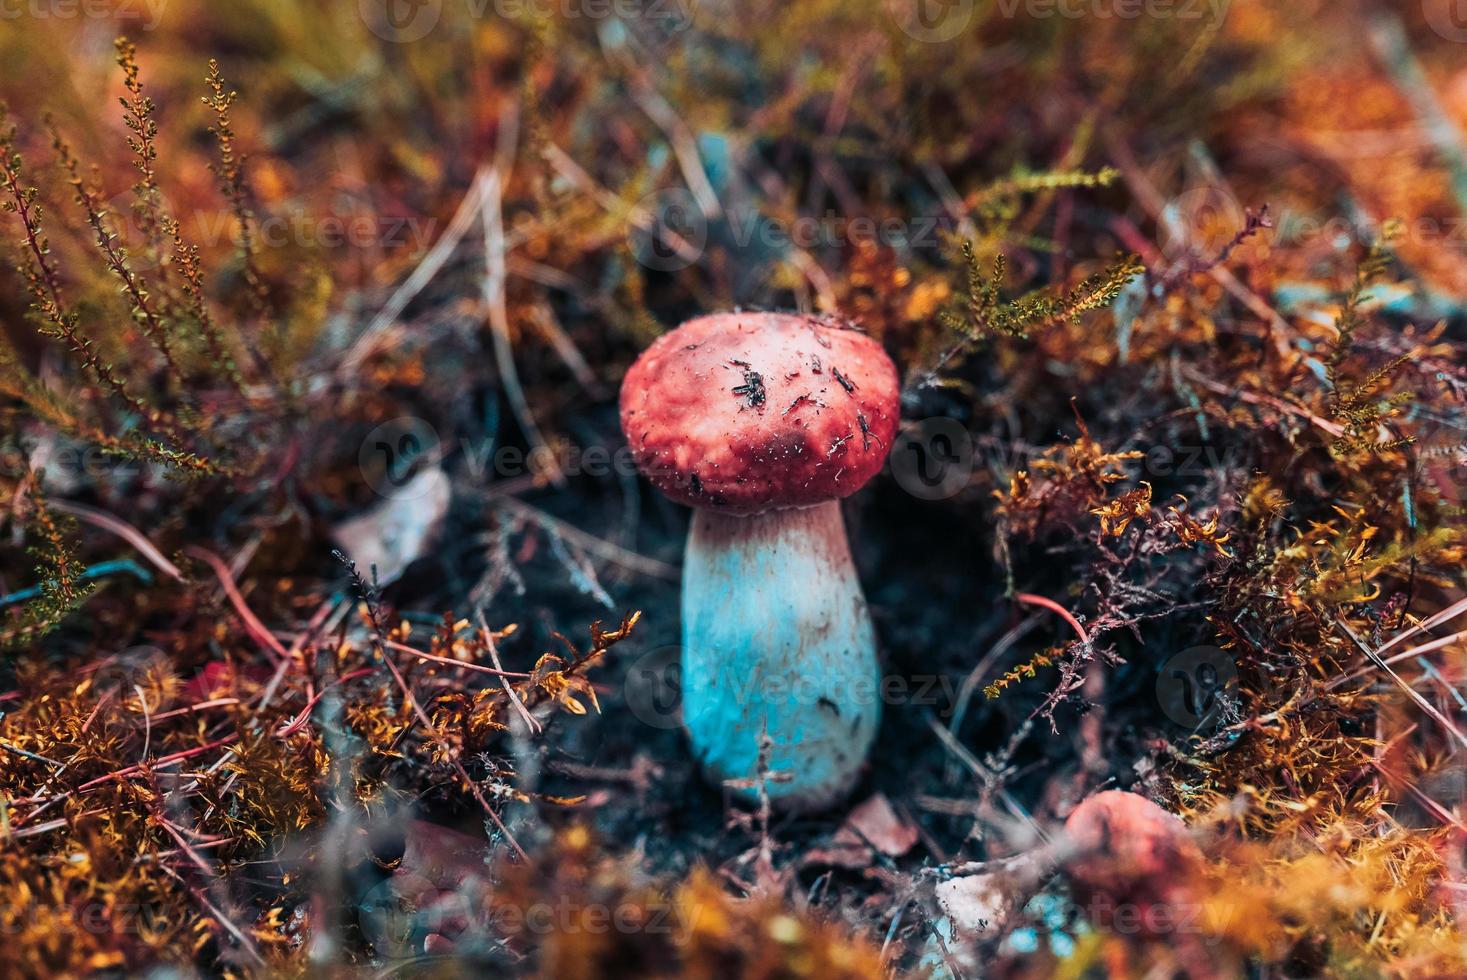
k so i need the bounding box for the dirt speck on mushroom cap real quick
[619,312,900,514]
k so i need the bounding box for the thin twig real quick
[1335,619,1467,753]
[477,610,540,734]
[186,546,288,662]
[341,175,486,373]
[1013,592,1091,645]
[543,143,703,265]
[158,863,266,967]
[384,639,530,678]
[480,151,567,488]
[481,493,678,581]
[51,500,184,581]
[338,552,531,862]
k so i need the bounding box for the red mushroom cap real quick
[1061,790,1204,932]
[619,312,900,515]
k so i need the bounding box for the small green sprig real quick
[1,479,93,649]
[1325,221,1413,456]
[939,239,1144,342]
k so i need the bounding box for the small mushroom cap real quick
[619,312,900,514]
[1061,790,1204,925]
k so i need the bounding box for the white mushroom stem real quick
[680,499,880,812]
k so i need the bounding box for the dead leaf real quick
[331,466,451,586]
[936,852,1052,940]
[935,873,1017,940]
[806,793,919,868]
[836,793,918,857]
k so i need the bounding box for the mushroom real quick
[620,311,900,811]
[924,792,1212,976]
[1061,790,1205,936]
